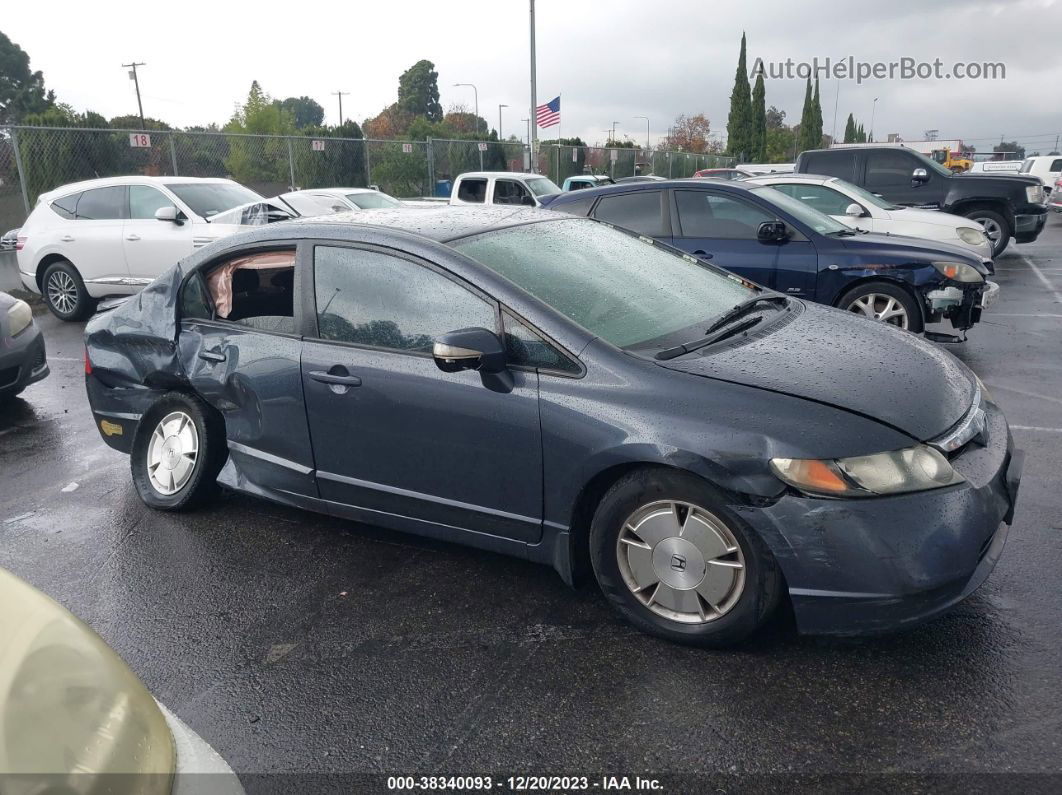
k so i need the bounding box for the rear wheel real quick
[838,281,924,333]
[42,260,97,321]
[964,208,1011,257]
[130,393,226,511]
[589,468,782,647]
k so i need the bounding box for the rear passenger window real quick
[50,192,81,219]
[457,178,487,203]
[75,186,126,220]
[593,191,664,236]
[801,151,858,183]
[503,312,579,373]
[203,249,297,334]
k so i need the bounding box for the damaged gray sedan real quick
[84,208,1023,645]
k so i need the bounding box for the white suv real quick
[17,176,264,320]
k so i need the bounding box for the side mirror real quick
[154,205,182,224]
[845,202,864,217]
[757,221,788,243]
[911,168,929,184]
[433,327,507,374]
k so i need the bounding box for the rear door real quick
[177,243,317,498]
[67,186,132,291]
[123,184,197,284]
[669,188,780,288]
[300,243,544,542]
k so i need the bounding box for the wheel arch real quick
[948,199,1014,227]
[829,275,927,324]
[35,253,75,290]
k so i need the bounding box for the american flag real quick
[536,96,561,128]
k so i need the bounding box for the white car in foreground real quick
[17,176,264,320]
[748,174,994,262]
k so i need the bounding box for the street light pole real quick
[529,0,538,170]
[498,104,508,139]
[453,83,479,127]
[522,119,530,145]
[634,115,649,151]
[611,121,620,142]
[121,62,147,129]
[870,97,879,142]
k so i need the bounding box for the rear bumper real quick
[18,269,39,295]
[735,404,1021,636]
[0,323,49,396]
[1013,210,1047,242]
[85,372,155,454]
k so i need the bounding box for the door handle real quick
[61,235,75,243]
[309,370,362,387]
[198,349,226,362]
[692,250,713,259]
[125,233,141,241]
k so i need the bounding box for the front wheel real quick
[130,392,226,511]
[42,260,97,321]
[589,469,782,647]
[964,208,1011,257]
[837,281,924,333]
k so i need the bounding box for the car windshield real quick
[164,182,262,219]
[451,218,754,349]
[525,177,562,197]
[749,186,850,235]
[346,192,403,209]
[831,178,900,210]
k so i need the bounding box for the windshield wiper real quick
[705,294,789,335]
[827,228,858,237]
[655,316,763,360]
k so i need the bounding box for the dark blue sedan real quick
[543,179,994,336]
[84,208,1022,645]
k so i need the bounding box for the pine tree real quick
[751,71,766,161]
[726,32,752,159]
[844,113,856,143]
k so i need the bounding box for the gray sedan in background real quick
[0,291,48,400]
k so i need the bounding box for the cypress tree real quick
[751,71,766,161]
[844,113,856,143]
[726,32,752,159]
[811,78,823,149]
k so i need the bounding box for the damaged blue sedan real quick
[84,208,1023,646]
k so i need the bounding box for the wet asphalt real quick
[1,219,1061,785]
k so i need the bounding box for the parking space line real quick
[1011,425,1062,432]
[1021,255,1062,305]
[987,382,1062,406]
[991,313,1062,318]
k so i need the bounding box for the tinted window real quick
[675,190,774,239]
[50,192,81,220]
[1051,159,1062,172]
[180,273,214,320]
[457,178,487,203]
[76,187,126,220]
[800,151,857,183]
[553,195,596,217]
[314,246,495,353]
[164,182,262,218]
[129,185,173,219]
[503,312,578,373]
[345,192,402,209]
[866,150,918,188]
[770,184,854,216]
[593,191,664,236]
[494,179,533,206]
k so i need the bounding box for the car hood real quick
[836,232,990,272]
[884,206,981,230]
[657,302,975,441]
[954,173,1041,187]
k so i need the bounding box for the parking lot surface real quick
[2,219,1061,784]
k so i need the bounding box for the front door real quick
[669,189,781,289]
[123,184,196,284]
[864,149,942,208]
[301,244,544,542]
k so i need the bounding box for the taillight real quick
[16,236,26,251]
[84,347,92,375]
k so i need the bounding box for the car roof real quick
[295,187,380,195]
[39,175,237,201]
[747,173,834,185]
[548,177,760,203]
[288,205,568,243]
[457,172,547,180]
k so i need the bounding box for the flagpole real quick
[529,0,538,172]
[557,93,561,144]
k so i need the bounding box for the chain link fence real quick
[0,125,736,232]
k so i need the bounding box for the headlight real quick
[932,260,984,283]
[771,445,965,498]
[956,227,987,247]
[1026,184,1044,204]
[6,299,32,336]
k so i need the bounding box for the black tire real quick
[837,281,925,333]
[42,260,97,322]
[589,468,782,647]
[130,392,226,511]
[963,208,1011,257]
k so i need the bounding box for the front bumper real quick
[735,404,1022,636]
[1013,209,1047,242]
[0,322,49,396]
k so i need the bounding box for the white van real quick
[1018,155,1062,185]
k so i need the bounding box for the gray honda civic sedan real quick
[84,207,1022,646]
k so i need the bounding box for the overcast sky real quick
[7,0,1062,153]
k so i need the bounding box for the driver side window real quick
[494,180,533,206]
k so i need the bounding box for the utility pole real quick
[634,116,650,152]
[870,97,878,142]
[611,121,620,142]
[498,104,509,140]
[121,62,147,129]
[522,119,530,146]
[831,78,840,143]
[332,91,349,126]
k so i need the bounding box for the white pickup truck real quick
[449,171,562,207]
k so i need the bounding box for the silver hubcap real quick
[616,501,746,624]
[977,217,1002,244]
[146,411,199,495]
[847,293,909,328]
[46,271,78,315]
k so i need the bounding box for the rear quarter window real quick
[552,195,596,217]
[50,192,81,220]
